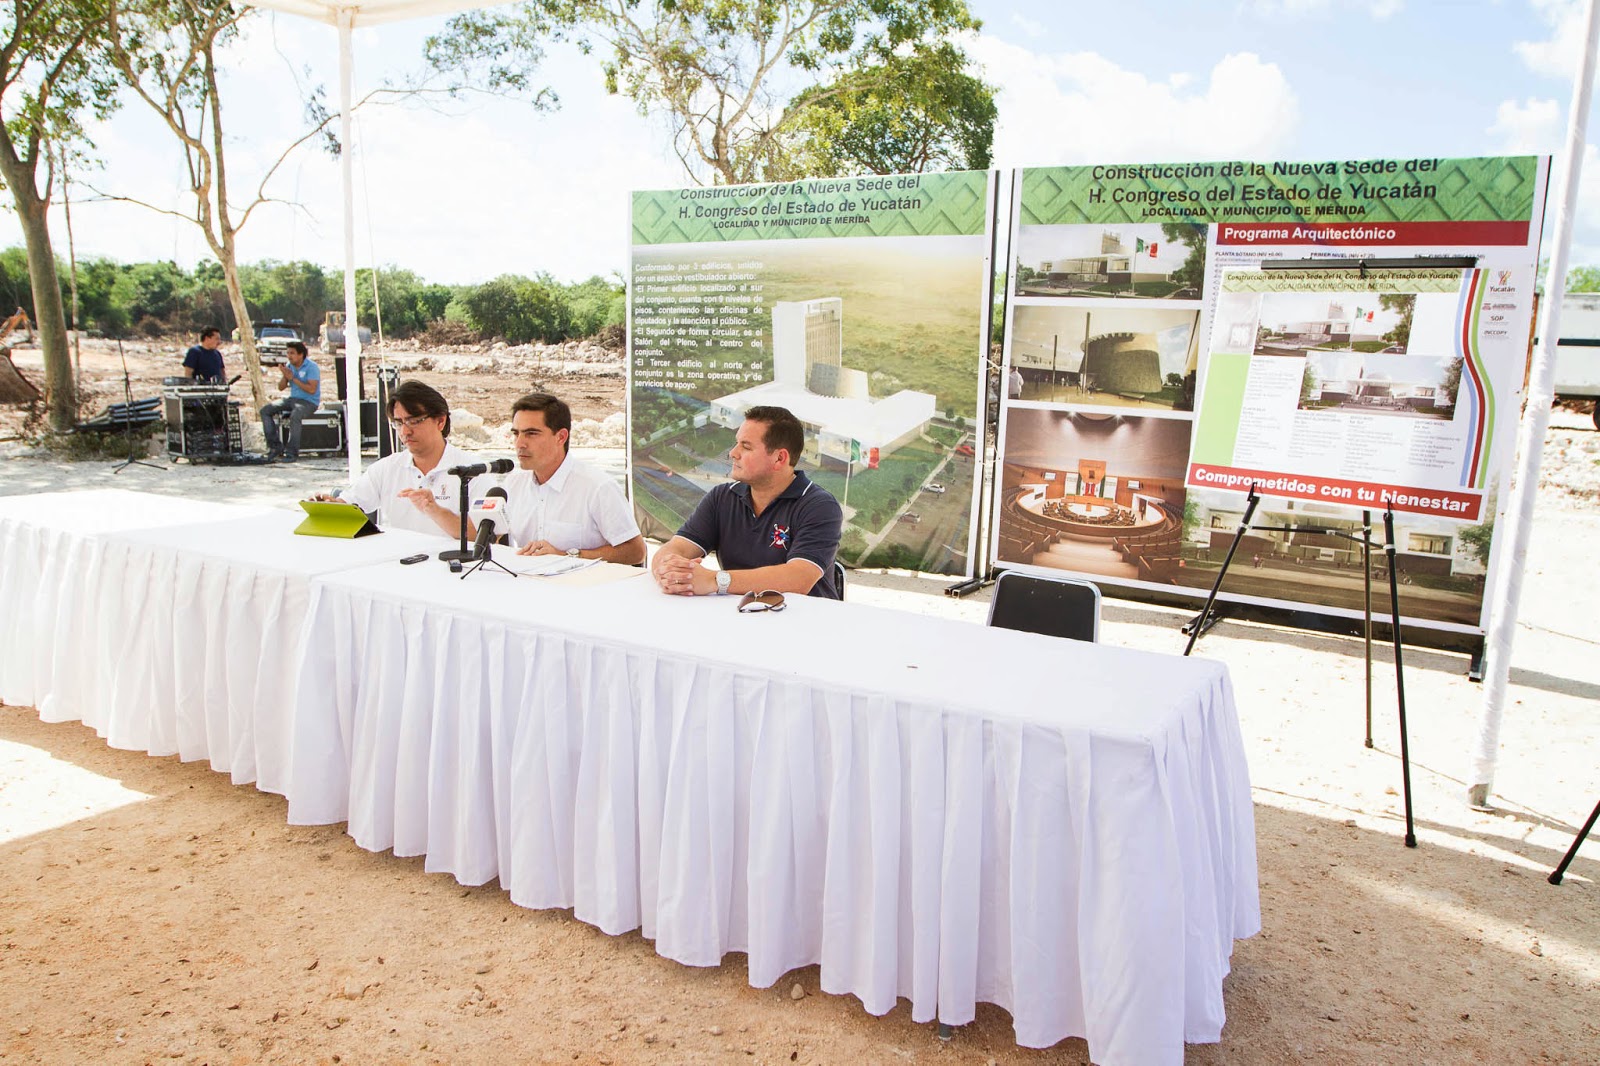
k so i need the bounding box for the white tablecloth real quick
[288,565,1259,1065]
[0,492,439,792]
[0,490,269,715]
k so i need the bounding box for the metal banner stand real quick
[1548,798,1600,885]
[1382,504,1418,848]
[1181,489,1422,845]
[1362,509,1374,748]
[1183,485,1260,655]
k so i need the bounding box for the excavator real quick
[0,307,41,405]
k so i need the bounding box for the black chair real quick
[986,570,1101,643]
[833,560,847,600]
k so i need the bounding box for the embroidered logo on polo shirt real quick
[769,523,790,549]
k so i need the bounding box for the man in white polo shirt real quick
[314,379,486,538]
[504,392,644,565]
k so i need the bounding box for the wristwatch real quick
[715,570,732,596]
[566,547,581,558]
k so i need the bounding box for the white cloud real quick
[1561,143,1600,260]
[3,29,684,284]
[1010,13,1047,38]
[1485,100,1600,265]
[1488,96,1563,152]
[1239,0,1402,19]
[1513,0,1588,79]
[971,38,1299,165]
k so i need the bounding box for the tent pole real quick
[1469,0,1600,807]
[338,8,363,483]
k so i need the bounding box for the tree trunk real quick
[219,253,267,412]
[0,174,76,430]
[204,50,266,414]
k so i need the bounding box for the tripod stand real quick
[112,340,163,473]
[459,538,518,581]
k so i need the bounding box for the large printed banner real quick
[629,172,995,576]
[995,156,1548,633]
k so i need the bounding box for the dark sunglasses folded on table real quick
[737,589,786,613]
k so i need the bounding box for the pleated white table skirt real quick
[0,493,437,793]
[288,564,1260,1065]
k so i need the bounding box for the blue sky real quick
[3,0,1595,284]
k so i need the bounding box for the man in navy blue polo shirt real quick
[181,327,226,383]
[652,405,842,599]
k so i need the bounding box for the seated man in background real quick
[313,379,482,538]
[181,326,226,384]
[259,341,320,462]
[504,392,644,564]
[651,405,842,599]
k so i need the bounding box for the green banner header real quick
[1020,156,1541,227]
[632,171,991,245]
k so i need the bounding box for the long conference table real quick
[0,490,1259,1066]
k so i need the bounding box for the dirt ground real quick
[1,339,1597,1064]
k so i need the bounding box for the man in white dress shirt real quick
[504,392,645,565]
[314,380,486,538]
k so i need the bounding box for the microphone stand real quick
[113,339,163,473]
[436,462,512,563]
[438,475,474,563]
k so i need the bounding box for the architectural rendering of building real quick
[710,297,936,472]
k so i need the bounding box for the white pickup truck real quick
[1553,293,1600,427]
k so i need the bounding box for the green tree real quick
[0,0,121,428]
[238,260,333,331]
[73,256,128,335]
[1458,501,1495,567]
[0,247,34,313]
[1534,260,1600,294]
[1159,222,1207,292]
[1565,264,1600,292]
[558,274,624,337]
[1439,355,1464,404]
[1300,362,1319,403]
[431,0,984,185]
[111,259,187,327]
[781,43,994,176]
[461,273,575,344]
[354,267,452,338]
[1378,292,1415,349]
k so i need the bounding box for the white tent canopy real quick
[251,1,511,478]
[253,0,489,27]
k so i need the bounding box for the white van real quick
[1553,292,1600,427]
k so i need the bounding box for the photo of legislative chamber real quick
[996,410,1191,583]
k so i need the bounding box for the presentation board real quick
[994,156,1549,634]
[629,172,997,577]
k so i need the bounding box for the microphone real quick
[470,486,511,558]
[448,458,515,478]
